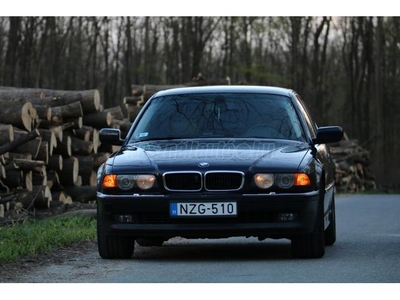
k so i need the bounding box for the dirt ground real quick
[0,202,97,283]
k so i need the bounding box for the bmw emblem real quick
[198,162,210,168]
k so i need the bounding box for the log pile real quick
[0,86,123,224]
[330,134,377,193]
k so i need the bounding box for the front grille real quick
[163,171,244,191]
[163,172,202,191]
[205,171,244,191]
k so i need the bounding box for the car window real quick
[129,93,306,142]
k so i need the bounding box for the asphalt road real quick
[11,194,400,283]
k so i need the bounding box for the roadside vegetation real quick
[0,215,96,263]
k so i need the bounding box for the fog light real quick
[117,214,133,223]
[278,213,296,221]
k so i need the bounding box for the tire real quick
[97,213,135,259]
[324,193,336,246]
[291,187,325,259]
[136,238,165,247]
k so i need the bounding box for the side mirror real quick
[313,126,343,144]
[99,128,124,146]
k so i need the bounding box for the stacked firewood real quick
[0,86,128,224]
[330,134,377,193]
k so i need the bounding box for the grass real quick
[0,215,97,263]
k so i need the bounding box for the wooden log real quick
[53,135,71,157]
[123,96,142,105]
[131,85,144,96]
[23,170,33,191]
[47,154,63,172]
[83,111,111,128]
[92,152,110,169]
[32,104,51,121]
[69,135,94,155]
[2,169,23,189]
[58,156,79,185]
[37,117,81,129]
[0,102,32,131]
[126,105,142,122]
[73,126,91,141]
[51,191,73,204]
[0,124,14,146]
[0,129,40,156]
[0,87,44,99]
[41,89,100,113]
[0,165,5,179]
[32,169,47,186]
[0,193,17,206]
[49,101,83,119]
[12,159,46,171]
[14,137,42,159]
[16,186,52,209]
[63,116,82,129]
[38,129,57,152]
[64,185,96,203]
[49,125,64,142]
[103,106,124,120]
[92,128,100,153]
[0,87,100,112]
[75,155,96,185]
[47,170,60,189]
[7,152,32,160]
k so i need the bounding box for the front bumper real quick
[97,191,320,239]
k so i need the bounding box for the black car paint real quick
[96,86,343,258]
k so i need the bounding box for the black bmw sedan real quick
[96,86,343,259]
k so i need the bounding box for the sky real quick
[2,0,399,16]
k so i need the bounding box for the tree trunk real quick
[92,152,109,169]
[0,102,33,131]
[64,185,96,203]
[83,111,111,128]
[47,154,63,172]
[0,124,14,146]
[58,156,79,185]
[52,135,71,157]
[103,105,124,120]
[0,129,40,156]
[37,128,57,153]
[41,89,100,113]
[16,186,52,209]
[0,87,44,99]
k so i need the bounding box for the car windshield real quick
[129,93,306,142]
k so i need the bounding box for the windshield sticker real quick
[138,132,149,138]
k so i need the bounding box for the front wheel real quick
[97,213,135,259]
[324,194,336,246]
[291,189,325,258]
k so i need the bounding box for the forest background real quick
[0,14,399,189]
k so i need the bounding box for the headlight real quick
[103,174,156,190]
[275,174,295,189]
[136,175,156,190]
[117,175,136,190]
[253,173,311,190]
[254,173,274,189]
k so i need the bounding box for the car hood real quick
[108,139,311,174]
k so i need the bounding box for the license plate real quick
[170,202,237,217]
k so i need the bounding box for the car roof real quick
[153,85,295,98]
